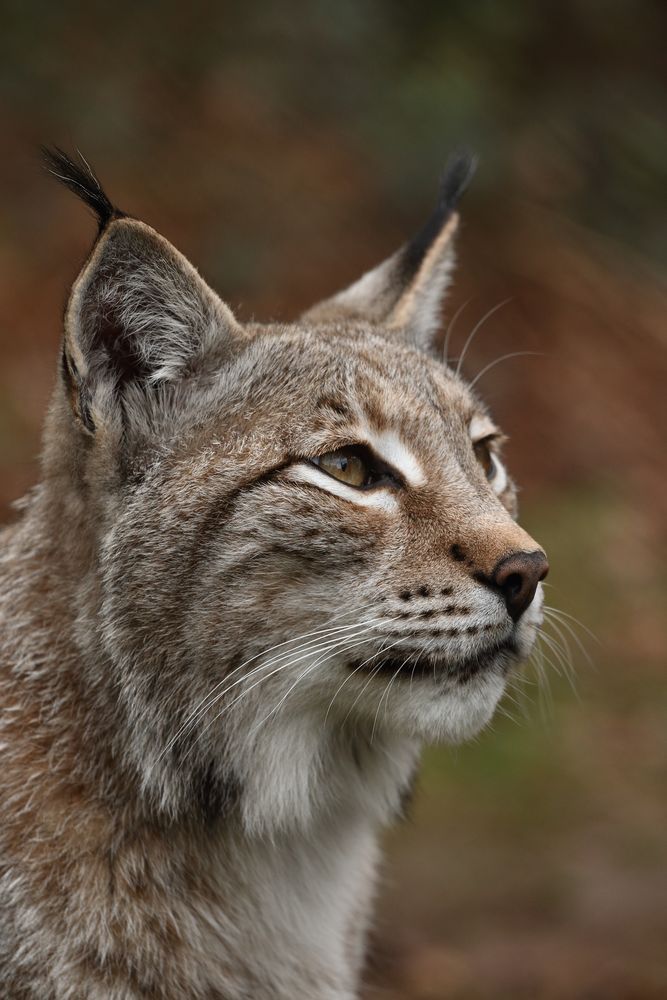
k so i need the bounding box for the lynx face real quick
[45,150,547,829]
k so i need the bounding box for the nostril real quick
[503,573,523,599]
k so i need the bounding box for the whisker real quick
[501,684,525,713]
[495,702,520,726]
[455,298,512,378]
[339,637,409,728]
[538,630,580,699]
[543,605,600,645]
[323,646,380,726]
[537,627,574,678]
[176,627,386,771]
[467,351,544,391]
[158,604,380,760]
[505,643,544,720]
[531,640,555,721]
[442,297,472,366]
[247,626,392,738]
[371,653,414,743]
[183,617,406,764]
[541,617,576,670]
[542,609,593,667]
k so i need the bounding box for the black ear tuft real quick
[302,149,476,350]
[437,148,478,216]
[42,146,122,232]
[403,149,478,274]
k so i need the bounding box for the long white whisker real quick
[248,626,394,737]
[185,621,386,739]
[455,298,512,378]
[324,653,373,726]
[495,692,520,725]
[542,609,593,666]
[339,637,409,728]
[443,297,472,365]
[535,639,573,702]
[537,628,573,678]
[542,605,599,644]
[384,643,428,729]
[181,620,402,764]
[541,617,575,668]
[530,638,554,721]
[506,673,535,722]
[467,351,544,391]
[175,635,368,772]
[538,631,579,698]
[371,656,411,743]
[158,604,380,760]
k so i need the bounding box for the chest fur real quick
[0,779,381,1000]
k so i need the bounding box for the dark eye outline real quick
[309,444,404,491]
[472,435,498,481]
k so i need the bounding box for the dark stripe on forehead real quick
[314,394,355,421]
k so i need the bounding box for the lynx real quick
[0,149,548,999]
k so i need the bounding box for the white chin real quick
[386,667,508,745]
[429,671,506,743]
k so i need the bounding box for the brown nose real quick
[492,551,549,621]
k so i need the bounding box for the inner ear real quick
[62,217,242,431]
[96,310,153,384]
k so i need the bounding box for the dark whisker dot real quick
[446,628,459,637]
[420,609,435,620]
[430,629,442,638]
[444,605,456,615]
[417,585,430,597]
[459,607,471,615]
[450,544,465,562]
[466,626,478,635]
[440,587,453,596]
[399,590,412,601]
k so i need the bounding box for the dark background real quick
[1,3,665,997]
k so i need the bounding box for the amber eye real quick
[473,438,496,480]
[311,445,398,490]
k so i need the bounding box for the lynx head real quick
[43,148,547,832]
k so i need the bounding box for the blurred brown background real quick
[0,2,665,997]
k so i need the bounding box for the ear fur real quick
[46,149,240,433]
[303,151,477,353]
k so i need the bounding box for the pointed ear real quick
[302,152,476,353]
[46,150,241,433]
